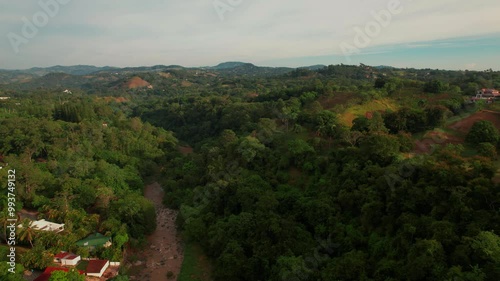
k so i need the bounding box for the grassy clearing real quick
[178,243,212,281]
[339,98,398,126]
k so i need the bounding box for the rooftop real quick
[33,267,84,281]
[54,252,68,259]
[29,219,65,233]
[86,260,109,274]
[64,254,80,260]
[76,233,111,247]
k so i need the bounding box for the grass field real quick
[178,243,212,281]
[339,98,398,126]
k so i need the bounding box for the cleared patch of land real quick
[318,92,358,110]
[126,76,151,89]
[448,110,500,134]
[339,98,398,126]
[414,129,463,154]
[178,146,194,155]
[414,109,500,154]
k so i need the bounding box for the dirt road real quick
[132,182,183,281]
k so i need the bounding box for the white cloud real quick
[0,0,499,68]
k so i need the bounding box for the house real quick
[477,88,500,97]
[61,254,81,266]
[54,251,81,266]
[33,267,85,281]
[54,251,68,263]
[86,260,110,278]
[76,233,112,250]
[470,95,495,103]
[28,219,65,233]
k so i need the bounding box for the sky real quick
[0,0,499,70]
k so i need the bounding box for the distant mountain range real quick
[0,62,333,77]
[0,62,403,91]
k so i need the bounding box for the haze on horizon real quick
[1,0,500,71]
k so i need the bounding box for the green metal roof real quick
[76,233,111,247]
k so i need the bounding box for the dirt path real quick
[132,182,183,281]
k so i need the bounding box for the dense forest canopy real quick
[1,63,500,280]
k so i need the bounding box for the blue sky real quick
[1,0,499,70]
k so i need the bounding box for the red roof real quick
[64,254,80,260]
[44,267,70,274]
[87,260,109,273]
[54,252,68,259]
[34,267,84,281]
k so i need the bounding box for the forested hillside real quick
[1,64,500,280]
[0,93,178,280]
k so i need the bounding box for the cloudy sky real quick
[1,0,499,70]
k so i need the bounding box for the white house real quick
[54,251,68,263]
[30,219,65,233]
[61,254,81,266]
[54,252,81,266]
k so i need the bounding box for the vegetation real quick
[1,63,500,280]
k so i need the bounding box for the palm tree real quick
[17,218,35,247]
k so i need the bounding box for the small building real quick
[54,251,68,263]
[29,219,65,233]
[0,97,10,100]
[477,88,500,97]
[19,219,64,233]
[86,260,110,278]
[61,254,81,266]
[76,233,112,250]
[53,251,81,266]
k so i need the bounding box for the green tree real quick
[20,244,53,270]
[424,79,447,93]
[471,231,500,264]
[49,269,85,281]
[17,218,35,247]
[466,120,500,145]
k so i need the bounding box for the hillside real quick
[1,64,500,281]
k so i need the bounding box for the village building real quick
[76,233,112,250]
[86,260,110,278]
[19,219,65,233]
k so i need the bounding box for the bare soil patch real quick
[448,110,500,134]
[178,146,193,155]
[318,92,357,109]
[414,110,500,154]
[414,131,463,154]
[126,77,151,89]
[159,72,173,78]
